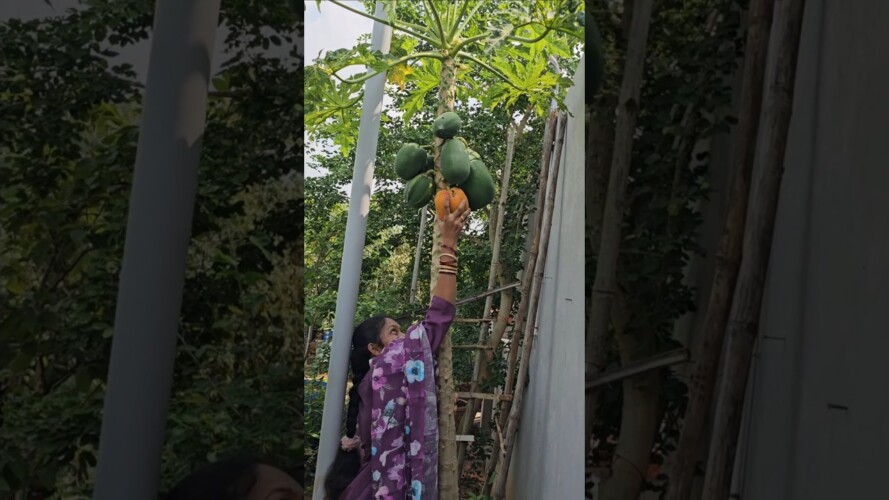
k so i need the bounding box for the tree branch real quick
[448,0,472,41]
[327,0,440,46]
[328,52,444,85]
[506,24,555,44]
[455,51,521,90]
[423,0,448,47]
[451,33,489,54]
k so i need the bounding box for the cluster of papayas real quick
[398,111,496,216]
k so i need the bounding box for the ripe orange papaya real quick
[434,187,468,220]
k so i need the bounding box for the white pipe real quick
[312,3,392,498]
[93,1,221,498]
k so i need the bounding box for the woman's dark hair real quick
[324,315,388,500]
[164,458,262,500]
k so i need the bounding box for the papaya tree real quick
[305,0,582,495]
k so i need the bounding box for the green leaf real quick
[5,278,26,295]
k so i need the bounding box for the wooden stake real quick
[703,1,807,497]
[665,1,775,498]
[409,207,428,304]
[454,281,521,306]
[492,113,568,499]
[481,112,558,496]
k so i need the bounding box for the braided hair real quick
[324,315,388,500]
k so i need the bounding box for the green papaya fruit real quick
[467,148,480,161]
[440,139,471,184]
[459,159,496,210]
[405,174,434,208]
[433,111,462,139]
[395,143,428,180]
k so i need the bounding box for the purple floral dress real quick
[339,296,455,500]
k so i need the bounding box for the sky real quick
[304,1,394,180]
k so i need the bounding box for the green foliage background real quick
[0,2,304,497]
[303,1,584,494]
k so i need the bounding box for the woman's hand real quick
[439,191,470,247]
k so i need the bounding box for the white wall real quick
[505,55,586,499]
[734,0,889,498]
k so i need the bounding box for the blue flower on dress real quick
[371,446,377,456]
[405,425,411,435]
[372,470,381,482]
[405,360,425,383]
[384,399,396,417]
[411,480,422,499]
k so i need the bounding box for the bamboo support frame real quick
[491,113,568,499]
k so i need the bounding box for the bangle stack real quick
[439,244,458,275]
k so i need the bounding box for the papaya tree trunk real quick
[432,55,459,499]
[599,289,662,500]
[587,0,653,397]
[456,124,517,471]
[665,1,774,498]
[587,1,654,498]
[703,0,806,497]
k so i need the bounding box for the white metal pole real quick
[93,1,220,499]
[312,3,392,498]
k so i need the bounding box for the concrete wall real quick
[506,55,586,499]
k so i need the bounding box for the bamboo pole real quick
[491,113,568,499]
[457,125,517,469]
[586,0,654,405]
[409,207,428,304]
[454,281,520,306]
[586,1,655,498]
[586,348,690,390]
[665,1,775,498]
[480,112,558,494]
[702,1,807,498]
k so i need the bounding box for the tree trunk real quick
[491,113,568,499]
[587,0,654,487]
[585,99,616,458]
[665,1,774,498]
[457,125,517,470]
[433,56,459,499]
[601,291,662,500]
[703,0,807,497]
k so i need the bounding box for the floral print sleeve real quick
[417,295,456,354]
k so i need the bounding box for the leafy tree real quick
[0,2,304,497]
[586,0,747,497]
[304,0,582,495]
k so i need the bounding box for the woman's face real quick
[368,317,403,356]
[246,465,303,500]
